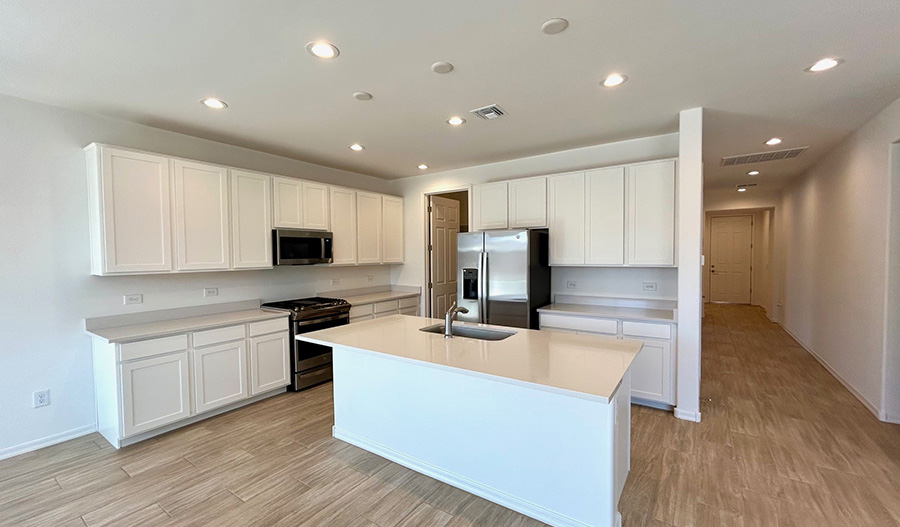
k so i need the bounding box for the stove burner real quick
[261,296,351,320]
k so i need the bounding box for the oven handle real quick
[295,313,350,327]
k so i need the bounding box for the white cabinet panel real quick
[192,324,246,348]
[173,160,230,271]
[508,177,547,228]
[357,191,384,264]
[627,161,676,266]
[302,181,330,231]
[192,341,248,413]
[88,145,173,274]
[548,173,586,265]
[630,339,673,404]
[273,177,303,229]
[121,352,191,437]
[231,170,272,269]
[585,167,625,265]
[119,335,187,362]
[250,331,291,395]
[472,182,509,231]
[249,317,288,337]
[540,313,618,335]
[330,187,358,265]
[382,195,405,263]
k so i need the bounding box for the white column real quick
[676,108,703,422]
[884,142,900,423]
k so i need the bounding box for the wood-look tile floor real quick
[2,304,899,527]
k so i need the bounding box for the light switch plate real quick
[331,278,340,286]
[123,294,143,305]
[643,282,658,292]
[203,288,218,297]
[566,281,578,290]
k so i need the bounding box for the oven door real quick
[293,312,348,371]
[274,229,334,265]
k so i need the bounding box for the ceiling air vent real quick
[737,183,759,189]
[720,146,808,166]
[470,104,506,120]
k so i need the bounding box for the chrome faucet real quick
[444,302,469,338]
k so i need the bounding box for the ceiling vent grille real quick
[470,104,506,120]
[737,183,759,189]
[720,146,808,166]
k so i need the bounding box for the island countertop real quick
[297,314,642,403]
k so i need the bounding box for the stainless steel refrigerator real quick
[456,229,551,329]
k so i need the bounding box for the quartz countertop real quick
[86,309,289,343]
[342,290,419,306]
[297,315,642,403]
[537,303,676,323]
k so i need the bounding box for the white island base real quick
[330,344,632,527]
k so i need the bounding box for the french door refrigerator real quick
[456,229,551,329]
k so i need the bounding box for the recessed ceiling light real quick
[306,41,339,59]
[200,98,227,109]
[431,62,454,74]
[447,116,466,126]
[737,188,747,192]
[806,58,841,73]
[349,143,364,151]
[353,92,373,101]
[602,73,628,88]
[748,170,760,176]
[765,137,783,146]
[541,18,569,35]
[418,164,428,170]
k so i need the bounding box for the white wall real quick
[779,95,900,419]
[704,188,781,211]
[0,94,394,456]
[886,143,900,423]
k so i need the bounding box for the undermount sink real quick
[419,323,516,341]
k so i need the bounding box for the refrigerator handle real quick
[479,251,488,323]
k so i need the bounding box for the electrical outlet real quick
[366,275,374,283]
[33,390,50,408]
[566,281,578,290]
[330,278,340,286]
[203,288,218,298]
[123,294,143,305]
[643,282,658,292]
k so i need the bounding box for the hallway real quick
[621,303,900,526]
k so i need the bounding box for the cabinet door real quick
[249,331,290,395]
[472,182,509,230]
[357,191,384,264]
[302,182,330,230]
[173,160,231,271]
[508,177,547,228]
[231,170,272,269]
[120,351,191,437]
[382,195,405,263]
[273,177,303,229]
[585,167,625,265]
[548,173,585,265]
[630,339,673,404]
[96,146,173,274]
[192,341,249,413]
[627,161,675,266]
[330,187,358,265]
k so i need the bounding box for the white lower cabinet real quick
[121,351,191,437]
[349,296,420,323]
[192,340,249,413]
[629,339,672,403]
[249,331,291,395]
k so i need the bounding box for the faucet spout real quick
[443,302,469,338]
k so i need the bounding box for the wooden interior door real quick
[429,195,460,317]
[710,215,753,303]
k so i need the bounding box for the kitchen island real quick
[297,315,642,527]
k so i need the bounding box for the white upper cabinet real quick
[508,177,548,228]
[230,170,272,269]
[272,177,303,229]
[548,172,586,265]
[302,181,330,231]
[627,160,676,266]
[382,195,405,264]
[86,144,173,275]
[472,182,509,231]
[173,160,231,271]
[357,191,384,264]
[329,187,358,265]
[585,167,625,265]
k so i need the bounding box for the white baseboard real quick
[0,424,96,461]
[334,427,605,527]
[674,408,702,422]
[780,325,883,420]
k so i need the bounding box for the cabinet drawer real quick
[400,307,418,316]
[373,300,400,313]
[540,313,618,335]
[350,314,375,323]
[374,310,397,318]
[349,304,373,318]
[622,321,671,340]
[399,296,418,309]
[193,325,246,348]
[120,334,188,362]
[249,317,288,337]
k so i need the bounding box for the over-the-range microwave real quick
[273,229,333,265]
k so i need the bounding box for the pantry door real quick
[710,215,753,303]
[429,195,460,317]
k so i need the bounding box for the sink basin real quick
[419,323,516,341]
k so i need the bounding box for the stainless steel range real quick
[260,296,350,390]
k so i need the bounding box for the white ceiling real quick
[1,1,899,183]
